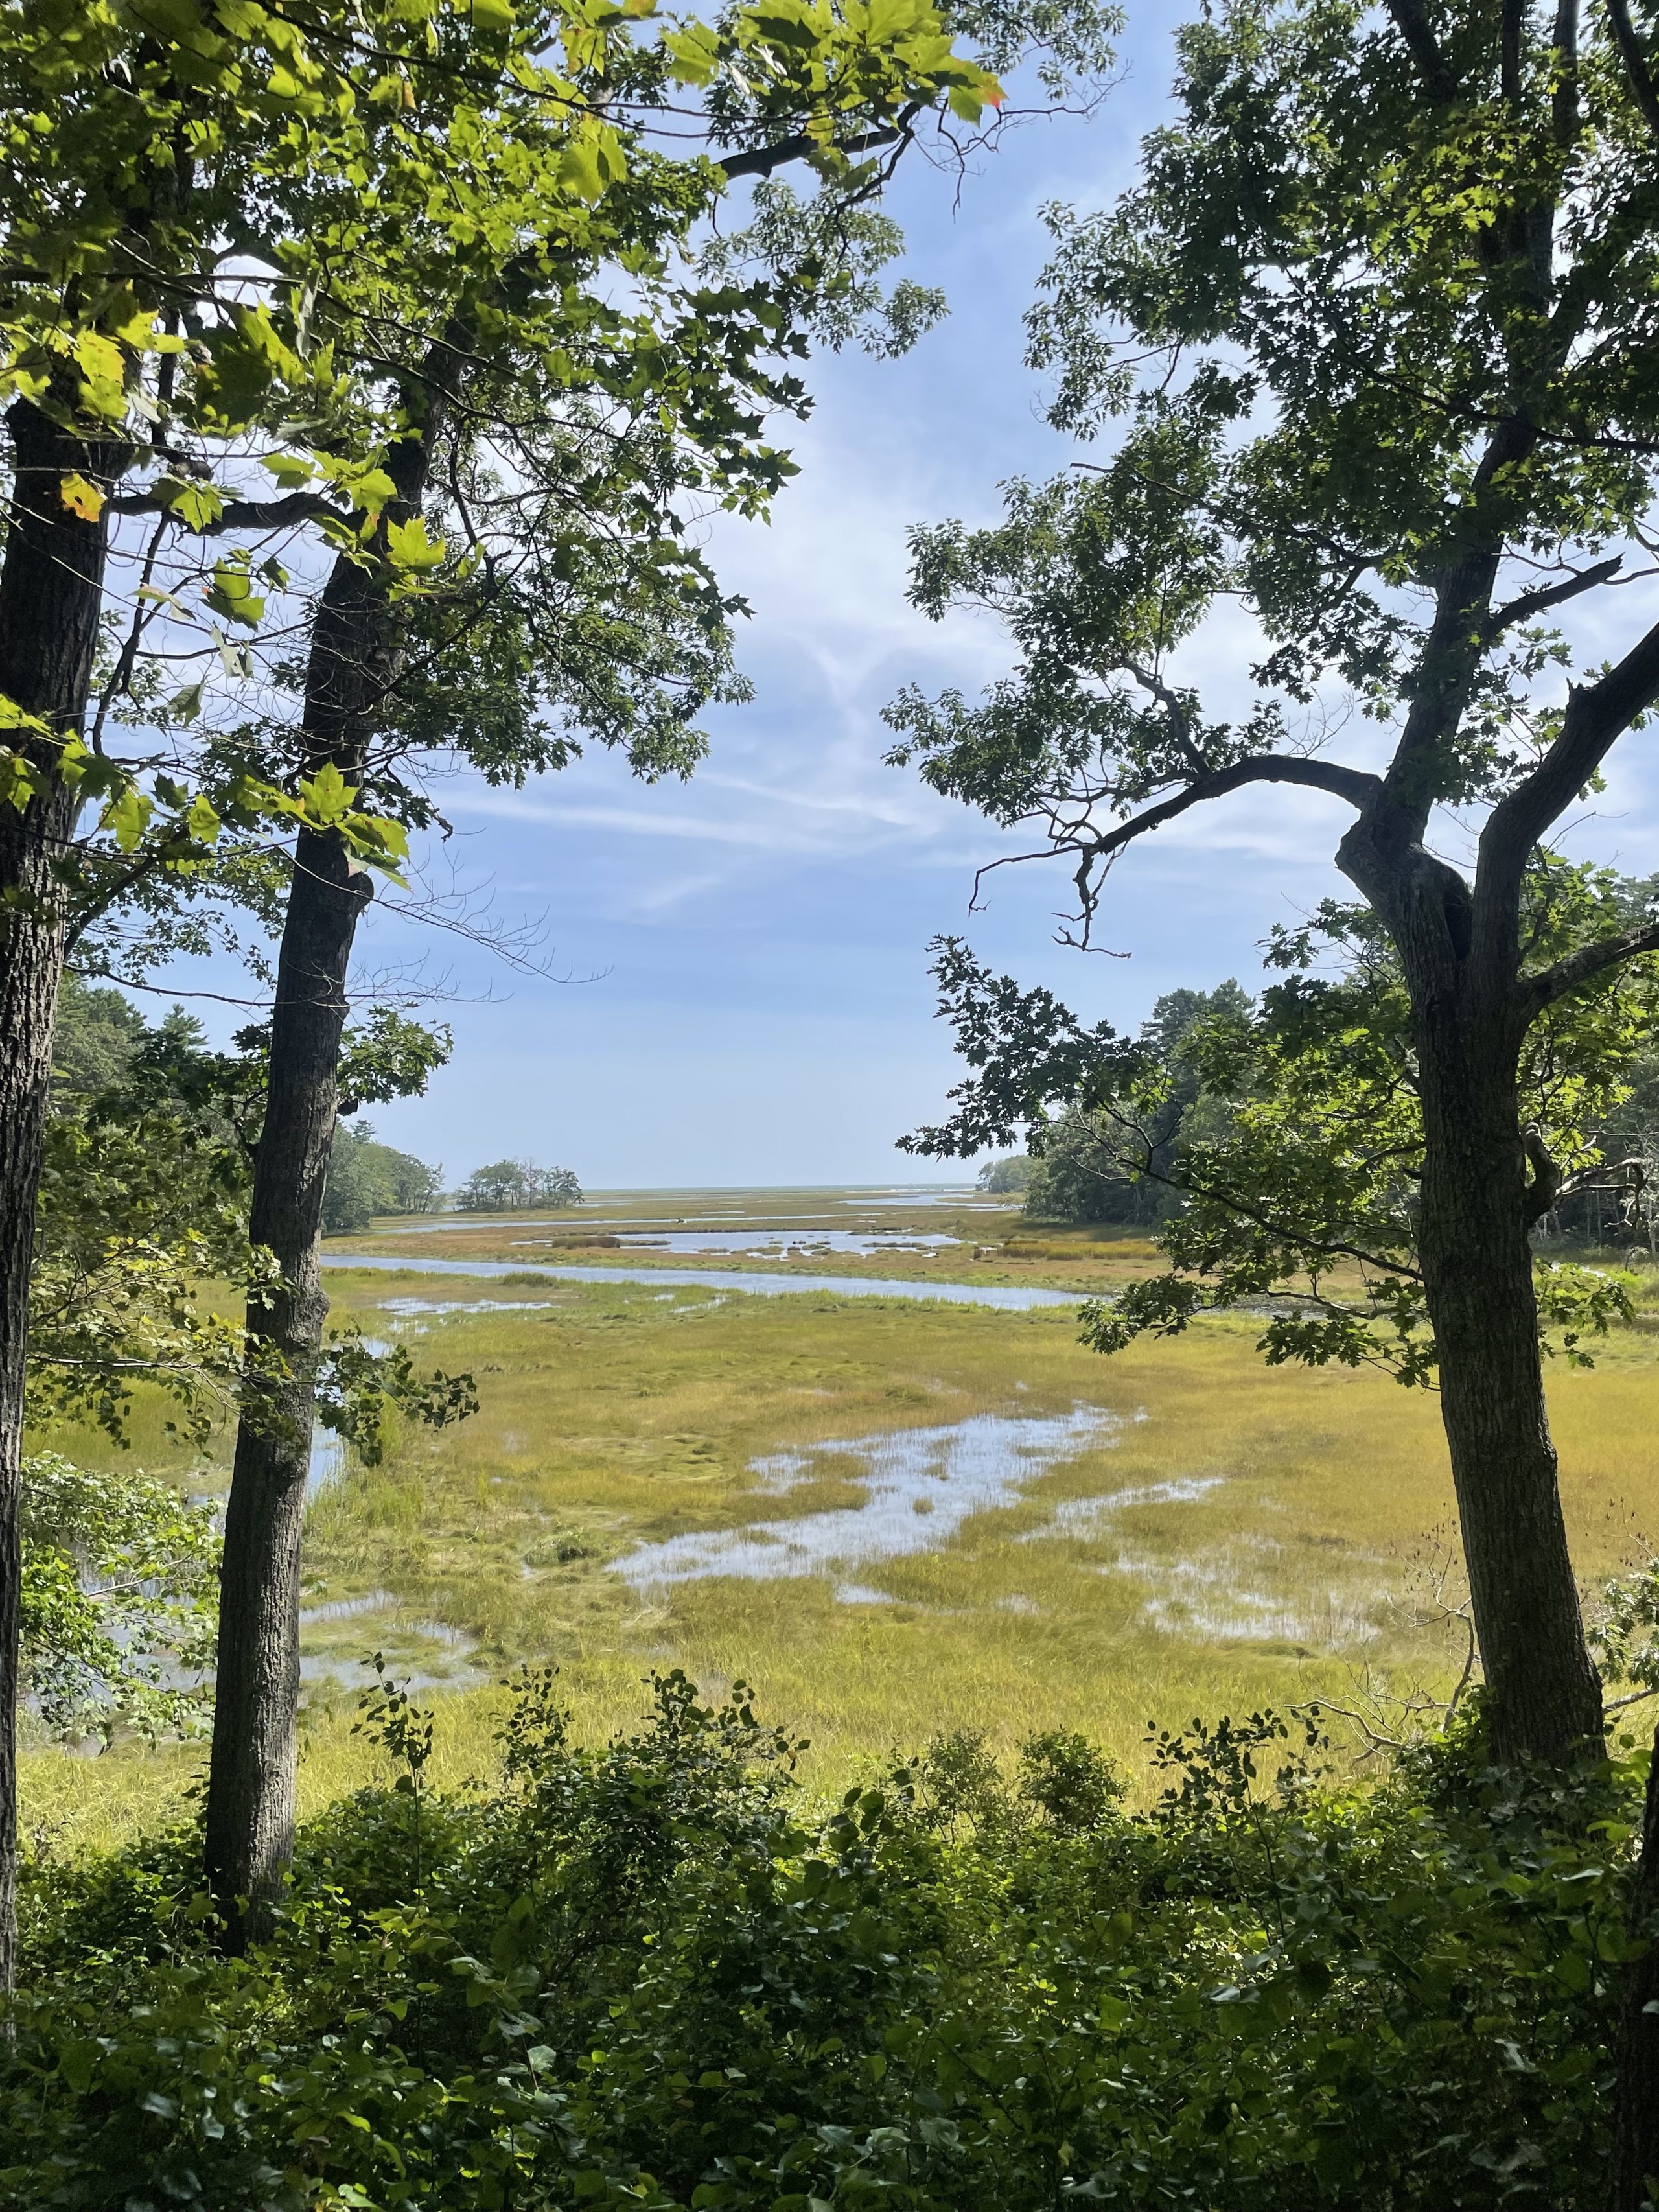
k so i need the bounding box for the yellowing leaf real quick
[298,760,355,823]
[59,473,104,522]
[102,784,154,853]
[384,515,446,572]
[74,331,125,386]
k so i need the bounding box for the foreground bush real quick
[0,1671,1642,2209]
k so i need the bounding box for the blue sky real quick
[333,11,1659,1191]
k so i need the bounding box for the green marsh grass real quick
[25,1246,1659,1852]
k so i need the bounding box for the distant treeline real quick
[978,972,1659,1251]
[52,980,581,1237]
[322,1139,584,1231]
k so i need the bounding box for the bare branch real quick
[1073,754,1384,867]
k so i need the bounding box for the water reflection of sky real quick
[516,1229,962,1256]
[617,1407,1119,1596]
[322,1253,1084,1309]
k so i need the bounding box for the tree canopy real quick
[891,0,1659,1766]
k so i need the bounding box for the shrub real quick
[0,1676,1638,2209]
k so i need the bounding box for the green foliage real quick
[1,1675,1643,2207]
[454,1159,583,1212]
[322,1123,444,1235]
[975,1152,1032,1193]
[34,985,465,1450]
[0,0,1088,928]
[47,975,150,1100]
[908,868,1659,1385]
[885,1,1659,843]
[30,997,270,1445]
[315,1329,479,1469]
[1019,981,1251,1226]
[19,1454,217,1746]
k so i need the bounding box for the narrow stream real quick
[321,1253,1084,1310]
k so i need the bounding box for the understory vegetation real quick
[1,1668,1646,2210]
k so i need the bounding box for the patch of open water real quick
[323,1253,1084,1310]
[377,1297,560,1321]
[616,1406,1118,1598]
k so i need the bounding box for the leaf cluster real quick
[18,1452,218,1745]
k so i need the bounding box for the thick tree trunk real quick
[0,401,113,1988]
[1611,1727,1659,2212]
[205,412,437,1942]
[202,828,372,1943]
[1410,972,1603,1767]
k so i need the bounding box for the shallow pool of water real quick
[323,1253,1085,1310]
[617,1406,1119,1596]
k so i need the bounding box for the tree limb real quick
[713,124,901,180]
[107,491,347,534]
[1518,916,1659,1018]
[1609,0,1659,138]
[1553,0,1582,142]
[1072,754,1384,865]
[1481,554,1623,639]
[1502,0,1525,104]
[1384,0,1460,100]
[1124,660,1211,779]
[1481,607,1659,900]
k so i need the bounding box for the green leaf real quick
[102,784,154,852]
[204,557,266,627]
[297,760,354,823]
[384,515,447,572]
[160,478,226,532]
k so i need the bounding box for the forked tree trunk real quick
[205,420,436,1944]
[1407,944,1603,1767]
[0,401,116,1988]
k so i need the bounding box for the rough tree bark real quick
[0,401,118,1988]
[1407,960,1603,1767]
[204,411,439,1944]
[1335,756,1603,1769]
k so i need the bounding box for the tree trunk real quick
[1611,1727,1659,2212]
[0,401,115,1988]
[1410,977,1603,1767]
[202,827,372,1944]
[204,411,437,1942]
